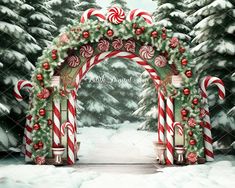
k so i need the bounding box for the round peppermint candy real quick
[139,45,155,60]
[67,55,80,68]
[112,38,123,50]
[80,45,94,58]
[124,40,136,53]
[98,39,110,52]
[154,55,167,67]
[107,7,125,24]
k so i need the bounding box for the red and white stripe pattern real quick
[75,51,160,89]
[80,8,106,23]
[173,122,183,136]
[200,76,225,161]
[14,80,33,102]
[127,9,153,25]
[67,90,76,165]
[157,90,165,143]
[24,115,33,162]
[53,100,61,147]
[165,97,174,165]
[61,121,75,165]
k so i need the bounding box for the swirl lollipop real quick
[107,7,125,24]
[80,45,94,58]
[139,45,155,60]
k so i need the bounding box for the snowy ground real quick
[0,122,235,188]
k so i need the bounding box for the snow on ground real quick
[0,122,235,188]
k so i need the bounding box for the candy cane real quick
[67,90,76,165]
[24,115,33,162]
[14,80,33,102]
[61,121,75,165]
[200,76,225,161]
[165,97,174,165]
[157,90,165,143]
[173,122,183,136]
[127,9,153,25]
[53,100,61,147]
[75,51,161,89]
[80,8,106,23]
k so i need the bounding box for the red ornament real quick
[188,131,194,136]
[107,29,114,37]
[179,47,186,54]
[39,108,46,116]
[135,28,142,35]
[192,98,199,105]
[188,117,197,128]
[187,152,197,164]
[51,53,57,60]
[82,31,90,38]
[181,109,188,116]
[38,141,44,149]
[151,31,158,38]
[33,144,39,150]
[36,74,43,81]
[140,26,145,32]
[47,119,53,126]
[52,49,57,54]
[181,58,188,66]
[169,37,179,48]
[132,23,138,28]
[183,88,190,95]
[161,33,167,39]
[189,139,196,146]
[33,123,40,131]
[185,70,192,78]
[199,121,205,127]
[42,62,50,70]
[37,88,50,99]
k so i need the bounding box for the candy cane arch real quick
[157,90,165,143]
[80,8,106,23]
[200,76,225,161]
[165,96,174,165]
[127,9,153,25]
[14,80,33,102]
[75,51,160,89]
[61,122,75,165]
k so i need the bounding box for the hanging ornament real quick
[140,26,145,32]
[181,58,188,66]
[188,130,193,136]
[181,109,188,116]
[80,45,94,58]
[38,141,44,149]
[188,117,197,128]
[189,139,196,146]
[107,7,125,24]
[59,33,69,44]
[42,62,50,70]
[139,45,155,60]
[107,29,114,37]
[112,38,123,50]
[39,108,46,116]
[169,37,179,48]
[35,156,46,165]
[124,39,136,53]
[161,33,167,39]
[33,123,40,131]
[187,152,197,164]
[185,70,192,78]
[151,31,158,38]
[82,31,90,39]
[154,55,167,68]
[183,88,190,95]
[52,49,57,54]
[98,39,110,52]
[47,119,53,126]
[192,98,199,105]
[132,23,138,29]
[33,144,39,150]
[135,28,142,35]
[66,55,80,68]
[36,74,43,81]
[179,47,186,54]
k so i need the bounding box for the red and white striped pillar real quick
[157,90,165,143]
[165,96,174,165]
[53,100,61,147]
[24,115,32,162]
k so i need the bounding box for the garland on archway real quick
[28,7,205,162]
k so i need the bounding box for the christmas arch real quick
[14,7,225,166]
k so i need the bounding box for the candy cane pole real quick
[173,122,183,136]
[157,90,165,143]
[24,115,33,162]
[53,99,61,147]
[67,90,76,165]
[61,121,75,165]
[80,8,106,23]
[127,9,153,25]
[165,97,174,165]
[200,76,225,161]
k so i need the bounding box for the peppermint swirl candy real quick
[107,7,125,24]
[124,40,136,53]
[112,38,123,50]
[154,55,167,67]
[67,55,80,68]
[80,45,94,58]
[98,39,110,52]
[139,45,155,60]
